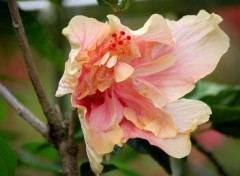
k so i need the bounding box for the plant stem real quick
[7,0,61,128]
[6,1,79,175]
[0,83,49,139]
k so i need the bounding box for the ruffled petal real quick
[132,14,175,46]
[144,10,230,101]
[86,92,124,154]
[120,119,191,158]
[78,107,103,176]
[115,82,177,139]
[164,99,211,133]
[134,54,174,77]
[114,62,134,82]
[56,61,81,97]
[62,16,109,61]
[107,15,132,34]
[132,78,168,108]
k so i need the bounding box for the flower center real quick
[95,31,132,68]
[109,31,132,57]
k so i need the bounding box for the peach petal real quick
[114,62,134,82]
[106,55,118,68]
[132,14,175,47]
[164,99,211,133]
[78,107,103,176]
[62,15,109,61]
[56,61,81,97]
[134,55,174,77]
[120,119,191,158]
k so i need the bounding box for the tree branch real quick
[7,1,79,175]
[7,0,61,127]
[191,137,229,176]
[0,83,49,139]
[68,108,77,140]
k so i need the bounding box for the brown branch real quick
[7,0,61,128]
[7,1,79,175]
[0,83,49,139]
[191,137,229,176]
[68,108,77,140]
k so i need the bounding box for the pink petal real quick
[115,82,177,139]
[132,78,168,108]
[78,107,104,176]
[107,15,131,34]
[145,10,230,101]
[86,92,124,154]
[164,99,211,133]
[120,119,191,158]
[62,16,109,60]
[133,54,174,76]
[114,62,134,82]
[132,14,175,46]
[56,61,81,97]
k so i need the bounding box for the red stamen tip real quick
[127,36,131,40]
[118,41,123,45]
[120,31,125,35]
[112,33,117,38]
[111,44,116,48]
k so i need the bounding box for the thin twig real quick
[191,137,229,176]
[0,83,49,139]
[7,0,61,127]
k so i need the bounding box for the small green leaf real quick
[184,81,228,100]
[118,0,134,11]
[18,152,61,173]
[0,138,17,176]
[202,87,240,107]
[210,106,240,138]
[97,0,118,6]
[22,142,59,161]
[74,129,84,142]
[80,162,118,176]
[80,162,95,176]
[0,131,18,141]
[0,157,8,176]
[0,98,6,123]
[80,161,140,176]
[127,138,172,174]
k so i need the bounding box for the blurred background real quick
[0,0,240,176]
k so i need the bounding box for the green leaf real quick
[74,129,84,142]
[18,152,61,173]
[118,0,134,11]
[210,106,240,138]
[0,131,18,141]
[0,157,8,176]
[97,0,119,6]
[0,138,17,176]
[22,142,59,161]
[0,98,6,123]
[80,161,140,176]
[184,81,228,100]
[127,138,172,175]
[201,87,240,107]
[80,162,117,176]
[111,162,140,176]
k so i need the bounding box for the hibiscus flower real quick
[56,10,229,175]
